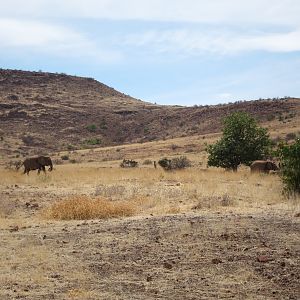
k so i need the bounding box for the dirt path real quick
[1,212,299,299]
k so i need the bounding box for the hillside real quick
[0,69,300,159]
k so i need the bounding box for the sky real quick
[1,0,300,106]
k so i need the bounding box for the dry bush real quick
[44,195,136,220]
[158,156,191,170]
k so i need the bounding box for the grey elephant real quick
[22,156,53,175]
[250,160,279,173]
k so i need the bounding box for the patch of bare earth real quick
[0,213,299,299]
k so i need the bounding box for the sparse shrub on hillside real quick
[99,120,108,130]
[206,112,271,171]
[85,138,101,145]
[158,156,191,171]
[277,138,300,196]
[86,124,97,132]
[67,144,76,151]
[44,196,136,220]
[61,155,69,160]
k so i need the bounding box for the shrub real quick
[158,158,172,170]
[86,124,97,132]
[44,196,136,220]
[67,144,76,151]
[120,159,138,168]
[158,156,191,171]
[61,155,69,160]
[278,138,300,196]
[99,121,108,130]
[171,156,192,169]
[85,138,101,145]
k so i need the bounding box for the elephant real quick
[22,156,53,175]
[250,160,279,173]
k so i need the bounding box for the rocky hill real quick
[0,69,299,158]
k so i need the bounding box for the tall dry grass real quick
[1,162,299,221]
[44,195,136,220]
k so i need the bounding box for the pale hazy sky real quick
[1,0,300,105]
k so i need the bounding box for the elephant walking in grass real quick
[22,156,53,175]
[250,160,279,173]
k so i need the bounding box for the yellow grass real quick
[0,160,299,223]
[44,195,136,220]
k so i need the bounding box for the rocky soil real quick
[0,180,299,299]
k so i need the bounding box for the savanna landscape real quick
[0,70,300,299]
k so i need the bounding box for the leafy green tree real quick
[207,112,271,171]
[277,138,300,196]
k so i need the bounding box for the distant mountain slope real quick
[0,69,299,158]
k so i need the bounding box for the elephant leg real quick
[42,166,46,174]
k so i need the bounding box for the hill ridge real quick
[0,69,299,159]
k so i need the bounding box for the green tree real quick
[277,138,300,196]
[207,112,271,171]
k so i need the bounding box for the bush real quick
[278,138,300,196]
[61,155,69,160]
[120,159,138,168]
[158,156,191,171]
[171,156,192,169]
[158,158,172,170]
[85,138,101,145]
[207,112,271,171]
[86,124,97,132]
[44,196,136,220]
[67,144,76,151]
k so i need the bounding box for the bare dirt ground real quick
[0,164,299,299]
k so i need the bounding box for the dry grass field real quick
[0,151,299,299]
